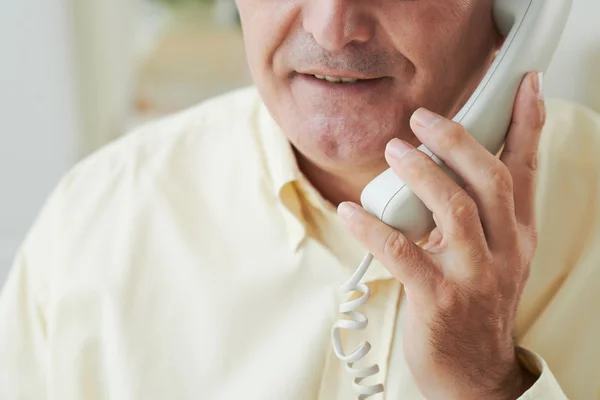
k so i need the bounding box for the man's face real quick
[236,0,500,173]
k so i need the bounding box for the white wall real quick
[0,0,80,285]
[545,0,600,112]
[72,0,139,156]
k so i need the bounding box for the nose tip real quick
[303,1,374,52]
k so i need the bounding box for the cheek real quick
[237,1,299,80]
[382,6,481,115]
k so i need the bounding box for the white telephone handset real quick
[332,0,572,398]
[361,0,573,243]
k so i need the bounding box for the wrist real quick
[486,359,537,400]
[510,362,537,398]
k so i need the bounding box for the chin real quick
[277,77,413,165]
[286,110,404,170]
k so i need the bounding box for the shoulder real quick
[19,86,265,270]
[54,86,262,206]
[72,85,261,175]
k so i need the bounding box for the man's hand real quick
[338,71,545,399]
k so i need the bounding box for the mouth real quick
[294,69,388,84]
[292,72,390,93]
[289,70,401,126]
[310,74,370,84]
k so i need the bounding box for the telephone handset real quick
[361,0,573,243]
[332,0,572,398]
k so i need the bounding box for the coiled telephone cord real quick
[331,253,384,399]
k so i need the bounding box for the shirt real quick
[0,86,599,400]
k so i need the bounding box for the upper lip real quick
[296,69,385,80]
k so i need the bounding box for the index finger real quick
[500,72,546,227]
[337,201,441,295]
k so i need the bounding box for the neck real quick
[294,147,385,207]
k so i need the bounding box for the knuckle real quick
[520,223,540,258]
[446,190,478,224]
[438,123,465,150]
[398,151,432,182]
[514,252,532,293]
[383,230,408,262]
[485,160,514,194]
[522,150,539,174]
[437,282,469,311]
[521,258,532,283]
[402,152,427,178]
[530,228,539,250]
[526,224,539,247]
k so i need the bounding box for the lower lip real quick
[293,74,390,96]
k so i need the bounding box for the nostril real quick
[302,3,374,52]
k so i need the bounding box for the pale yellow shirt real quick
[1,86,599,399]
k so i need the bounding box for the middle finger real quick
[384,138,486,249]
[409,108,518,250]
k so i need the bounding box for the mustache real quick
[282,32,398,76]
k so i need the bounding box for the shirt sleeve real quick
[0,249,49,400]
[0,174,69,400]
[515,347,568,399]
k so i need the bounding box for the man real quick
[1,1,599,399]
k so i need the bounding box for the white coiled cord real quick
[331,252,384,399]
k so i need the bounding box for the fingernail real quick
[338,202,360,220]
[386,138,414,159]
[412,108,442,128]
[534,72,544,100]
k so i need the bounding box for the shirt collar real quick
[255,99,338,215]
[255,98,394,282]
[256,100,306,251]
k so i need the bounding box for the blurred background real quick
[1,0,599,285]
